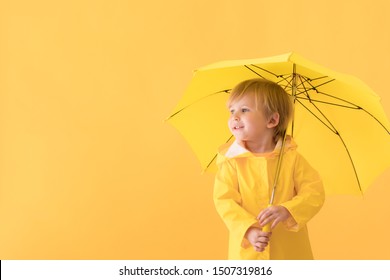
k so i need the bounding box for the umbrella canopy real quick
[167,52,390,195]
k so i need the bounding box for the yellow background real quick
[1,0,389,259]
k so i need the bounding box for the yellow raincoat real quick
[213,136,325,260]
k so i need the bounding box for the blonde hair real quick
[227,78,293,142]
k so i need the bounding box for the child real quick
[213,78,325,260]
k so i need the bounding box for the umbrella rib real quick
[295,99,337,134]
[245,66,299,94]
[316,91,390,134]
[244,65,268,79]
[278,75,334,97]
[309,78,336,89]
[297,75,334,97]
[306,76,331,82]
[293,75,335,96]
[278,74,294,92]
[167,90,229,119]
[360,107,390,134]
[335,132,363,194]
[297,74,312,99]
[278,74,298,91]
[296,99,363,194]
[317,90,359,106]
[204,134,234,172]
[249,65,279,78]
[294,75,389,134]
[205,154,218,172]
[295,96,360,109]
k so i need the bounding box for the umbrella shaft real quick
[269,130,287,205]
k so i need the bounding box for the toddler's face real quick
[228,94,270,143]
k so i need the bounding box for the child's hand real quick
[245,227,271,252]
[257,205,292,229]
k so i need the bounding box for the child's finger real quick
[254,242,266,252]
[257,209,270,222]
[254,239,270,252]
[254,246,264,252]
[257,206,272,219]
[259,213,274,227]
[271,218,281,229]
[256,236,270,243]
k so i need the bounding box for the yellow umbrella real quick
[167,52,390,195]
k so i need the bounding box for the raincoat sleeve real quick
[280,153,325,231]
[213,154,259,248]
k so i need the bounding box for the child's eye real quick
[230,109,235,115]
[241,108,249,112]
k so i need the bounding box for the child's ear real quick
[267,112,280,128]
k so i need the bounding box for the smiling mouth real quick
[233,126,244,130]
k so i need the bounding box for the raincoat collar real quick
[220,135,297,159]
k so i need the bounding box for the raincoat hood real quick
[219,136,297,160]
